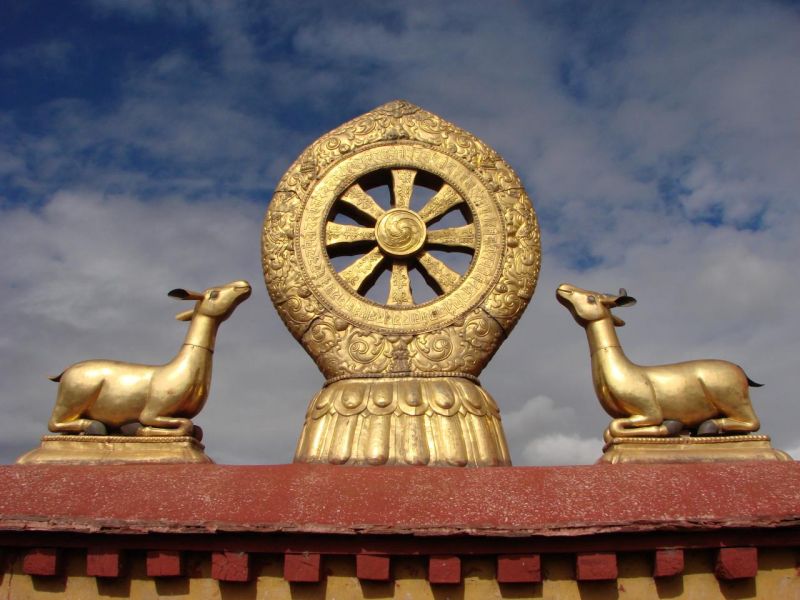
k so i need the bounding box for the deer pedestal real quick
[599,434,791,464]
[16,434,212,465]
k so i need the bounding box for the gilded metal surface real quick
[263,101,540,466]
[557,283,767,448]
[46,280,251,438]
[16,435,212,465]
[600,435,792,464]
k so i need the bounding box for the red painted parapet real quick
[1,462,799,537]
[0,462,798,591]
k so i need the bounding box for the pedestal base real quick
[599,434,792,464]
[16,435,213,465]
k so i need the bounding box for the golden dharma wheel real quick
[263,101,540,466]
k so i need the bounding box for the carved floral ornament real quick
[262,100,541,381]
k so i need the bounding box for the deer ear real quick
[615,294,636,307]
[175,309,195,321]
[611,313,626,327]
[169,288,204,300]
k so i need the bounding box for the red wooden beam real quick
[429,555,461,584]
[146,550,183,577]
[212,551,251,582]
[497,554,541,583]
[576,552,618,581]
[0,528,796,556]
[653,548,684,577]
[356,554,390,581]
[86,548,123,578]
[716,547,758,580]
[284,552,321,583]
[22,548,61,576]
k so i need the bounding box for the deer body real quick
[48,280,250,436]
[557,283,760,441]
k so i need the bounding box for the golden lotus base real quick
[16,435,213,465]
[599,434,792,464]
[295,377,511,467]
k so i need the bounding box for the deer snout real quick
[556,284,573,295]
[556,284,576,303]
[230,280,252,297]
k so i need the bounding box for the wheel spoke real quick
[339,184,385,222]
[339,247,385,292]
[426,224,475,250]
[417,184,464,223]
[417,252,462,294]
[387,262,413,305]
[326,222,376,247]
[391,169,416,209]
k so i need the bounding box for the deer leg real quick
[697,415,760,435]
[698,390,760,435]
[136,409,194,437]
[48,417,107,435]
[609,414,681,438]
[49,379,107,435]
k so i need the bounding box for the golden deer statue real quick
[47,280,251,437]
[556,283,762,443]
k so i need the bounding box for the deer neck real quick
[585,318,626,361]
[584,318,634,417]
[181,313,220,353]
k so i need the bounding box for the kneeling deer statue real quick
[556,283,761,442]
[48,280,251,437]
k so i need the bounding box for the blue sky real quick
[1,0,799,464]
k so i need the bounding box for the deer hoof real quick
[192,425,203,441]
[120,422,142,436]
[85,421,107,436]
[697,420,720,436]
[663,420,683,436]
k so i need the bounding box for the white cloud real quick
[502,396,603,466]
[520,434,603,467]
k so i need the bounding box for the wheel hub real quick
[375,208,427,257]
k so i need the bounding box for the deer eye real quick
[587,295,596,304]
[209,291,220,299]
